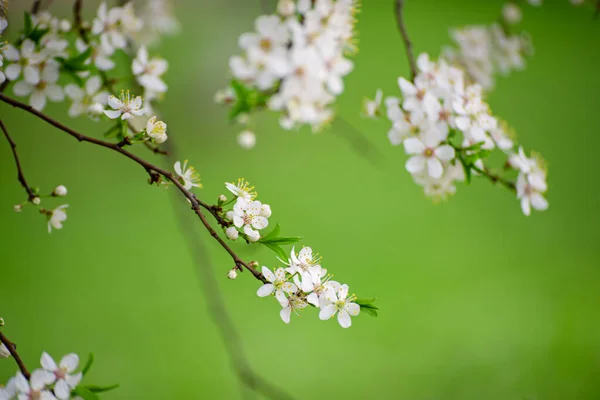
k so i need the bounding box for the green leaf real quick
[29,27,50,43]
[356,298,379,317]
[260,223,281,242]
[103,124,121,139]
[72,387,100,400]
[82,353,94,376]
[84,384,120,393]
[261,236,303,245]
[24,12,33,35]
[262,242,288,261]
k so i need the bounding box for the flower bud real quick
[277,0,296,16]
[32,197,41,205]
[13,204,22,213]
[246,229,260,242]
[53,185,68,197]
[0,343,10,358]
[226,226,239,240]
[226,211,234,220]
[502,3,522,24]
[248,260,259,269]
[0,317,4,326]
[260,204,272,218]
[227,269,238,280]
[218,194,227,203]
[237,130,256,150]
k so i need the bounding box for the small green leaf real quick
[24,12,33,35]
[29,27,50,43]
[355,298,377,305]
[260,223,281,242]
[72,387,100,400]
[360,307,379,317]
[356,298,379,317]
[261,236,303,245]
[84,384,120,393]
[103,124,121,138]
[82,353,94,376]
[262,242,288,261]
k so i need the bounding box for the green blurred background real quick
[1,0,600,398]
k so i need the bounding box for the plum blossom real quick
[232,197,270,241]
[103,91,144,120]
[174,160,201,190]
[132,46,168,93]
[64,76,109,118]
[41,352,83,400]
[225,179,256,202]
[15,370,55,400]
[146,116,168,143]
[47,205,69,233]
[403,135,455,179]
[319,284,360,328]
[256,267,296,306]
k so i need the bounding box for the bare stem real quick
[0,331,30,379]
[0,120,36,201]
[0,93,266,283]
[394,0,417,81]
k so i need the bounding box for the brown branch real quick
[73,0,88,42]
[30,0,42,14]
[0,93,266,283]
[0,331,30,379]
[394,0,417,81]
[0,120,37,201]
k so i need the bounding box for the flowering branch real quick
[30,0,42,14]
[394,0,417,80]
[73,0,87,42]
[0,119,36,201]
[0,330,30,380]
[0,92,267,283]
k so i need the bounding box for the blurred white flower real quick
[237,130,256,149]
[174,160,201,190]
[132,46,168,93]
[41,352,83,400]
[47,205,69,233]
[65,76,109,118]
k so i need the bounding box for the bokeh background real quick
[1,0,600,398]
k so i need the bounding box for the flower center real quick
[259,38,272,52]
[243,214,253,225]
[36,81,47,90]
[423,148,434,158]
[55,367,67,380]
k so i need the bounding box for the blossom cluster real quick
[12,184,69,233]
[443,23,531,90]
[258,247,360,328]
[365,53,548,215]
[222,179,270,243]
[217,0,359,148]
[0,352,83,400]
[0,2,170,116]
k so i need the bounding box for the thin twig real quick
[0,93,266,283]
[394,0,417,81]
[30,0,42,14]
[0,120,36,201]
[0,331,30,379]
[471,164,516,192]
[166,139,296,400]
[73,0,88,42]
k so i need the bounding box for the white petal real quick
[54,380,70,400]
[403,137,426,155]
[103,109,122,119]
[435,145,455,161]
[427,157,444,179]
[5,64,21,80]
[251,216,268,230]
[30,91,46,110]
[45,85,64,102]
[23,66,40,85]
[65,372,82,388]
[337,310,352,328]
[319,305,336,320]
[280,307,291,324]
[107,95,121,109]
[13,81,33,97]
[275,290,289,307]
[398,77,416,95]
[41,352,58,371]
[530,193,548,211]
[405,155,426,174]
[60,353,79,372]
[256,283,274,297]
[345,302,360,316]
[261,266,275,283]
[520,197,531,216]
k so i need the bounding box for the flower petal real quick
[280,307,291,324]
[427,157,443,179]
[405,155,426,174]
[319,305,336,320]
[60,353,79,372]
[337,310,352,328]
[256,283,274,297]
[403,138,425,155]
[41,352,57,372]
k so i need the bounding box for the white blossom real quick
[319,283,360,328]
[280,294,308,323]
[237,130,256,149]
[257,267,296,306]
[65,76,109,118]
[41,352,83,400]
[146,116,168,143]
[103,91,144,120]
[404,134,455,179]
[3,39,41,84]
[232,197,269,241]
[15,370,56,400]
[174,160,201,190]
[132,46,168,93]
[47,205,69,233]
[225,179,256,202]
[363,89,383,119]
[13,63,64,111]
[502,3,523,24]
